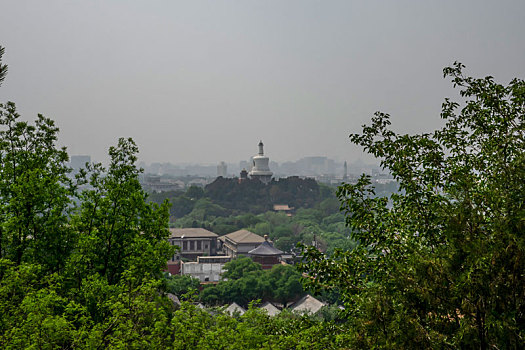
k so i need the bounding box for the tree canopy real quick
[199,257,305,308]
[300,63,525,348]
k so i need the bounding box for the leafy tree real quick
[300,63,525,348]
[200,258,304,308]
[274,236,295,252]
[165,274,201,296]
[0,102,75,273]
[318,197,340,216]
[186,198,229,221]
[221,256,262,280]
[251,222,272,236]
[267,265,304,307]
[261,211,288,227]
[67,138,174,286]
[170,195,194,218]
[272,225,293,239]
[225,270,271,307]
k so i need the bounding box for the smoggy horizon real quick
[2,1,524,165]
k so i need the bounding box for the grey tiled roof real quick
[289,295,326,314]
[260,301,280,316]
[169,228,218,238]
[248,240,283,256]
[220,230,265,244]
[225,302,246,315]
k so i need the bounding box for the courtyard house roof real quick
[225,302,246,315]
[169,228,218,238]
[220,230,265,244]
[260,301,281,316]
[289,295,326,314]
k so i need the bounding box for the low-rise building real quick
[273,204,295,216]
[219,230,265,257]
[168,228,219,261]
[196,255,232,264]
[180,260,226,282]
[248,235,283,269]
[225,302,246,315]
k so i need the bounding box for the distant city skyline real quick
[136,155,380,178]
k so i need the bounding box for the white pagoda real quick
[248,141,273,184]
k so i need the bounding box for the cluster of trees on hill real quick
[175,204,357,254]
[148,176,332,219]
[148,175,357,254]
[206,176,322,212]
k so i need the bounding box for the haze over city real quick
[1,0,524,165]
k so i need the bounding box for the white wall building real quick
[180,261,226,282]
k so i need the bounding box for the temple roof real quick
[248,238,283,256]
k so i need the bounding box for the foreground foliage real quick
[301,63,525,348]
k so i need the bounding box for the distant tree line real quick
[148,176,332,220]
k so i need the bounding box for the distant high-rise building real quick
[343,161,348,181]
[217,161,227,178]
[248,141,273,184]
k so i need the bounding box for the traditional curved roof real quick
[248,239,283,256]
[220,230,265,244]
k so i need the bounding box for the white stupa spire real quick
[249,140,273,184]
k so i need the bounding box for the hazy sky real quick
[1,0,524,165]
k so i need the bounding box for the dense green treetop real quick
[301,63,525,349]
[0,101,74,273]
[199,257,305,308]
[221,256,262,280]
[164,274,201,297]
